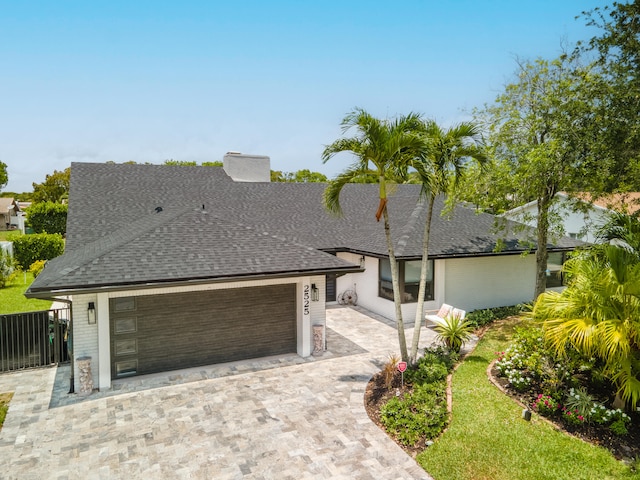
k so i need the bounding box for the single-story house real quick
[0,197,23,231]
[503,192,640,244]
[27,155,582,391]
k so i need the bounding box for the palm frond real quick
[322,166,372,216]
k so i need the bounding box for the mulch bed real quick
[364,370,430,458]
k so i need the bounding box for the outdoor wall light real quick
[360,256,366,269]
[88,302,96,324]
[311,283,320,302]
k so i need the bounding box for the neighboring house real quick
[27,157,582,391]
[0,198,23,232]
[503,192,640,244]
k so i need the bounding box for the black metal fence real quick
[0,307,71,373]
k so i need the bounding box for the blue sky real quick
[2,0,605,192]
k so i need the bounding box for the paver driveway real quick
[0,307,436,479]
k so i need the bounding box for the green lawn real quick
[0,272,51,314]
[417,318,640,480]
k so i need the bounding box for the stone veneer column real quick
[76,356,94,395]
[312,325,324,356]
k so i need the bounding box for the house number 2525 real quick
[303,284,310,315]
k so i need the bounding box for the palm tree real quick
[531,242,640,410]
[409,121,486,363]
[322,108,427,361]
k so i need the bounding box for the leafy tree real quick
[0,191,33,202]
[32,167,70,203]
[577,1,640,190]
[26,201,68,235]
[271,169,328,183]
[409,121,487,363]
[322,108,428,361]
[0,161,7,192]
[532,238,640,410]
[201,161,223,167]
[472,56,606,298]
[12,233,64,270]
[163,160,197,166]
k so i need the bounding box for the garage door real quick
[109,284,297,378]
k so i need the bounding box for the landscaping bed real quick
[364,316,640,479]
[490,362,640,461]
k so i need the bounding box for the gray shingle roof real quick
[28,162,583,296]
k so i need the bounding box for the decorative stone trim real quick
[76,356,94,396]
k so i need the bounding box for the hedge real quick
[12,233,65,270]
[26,201,68,235]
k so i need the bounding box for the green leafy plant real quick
[564,387,595,419]
[12,233,64,270]
[0,392,13,429]
[561,407,586,427]
[28,259,46,278]
[25,201,68,235]
[380,383,448,446]
[434,314,473,353]
[466,304,527,328]
[610,419,629,436]
[0,249,16,288]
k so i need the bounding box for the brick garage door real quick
[110,284,297,378]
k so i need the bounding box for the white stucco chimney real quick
[223,152,271,182]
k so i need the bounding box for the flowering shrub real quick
[561,407,586,427]
[533,394,559,417]
[506,369,532,392]
[495,349,532,392]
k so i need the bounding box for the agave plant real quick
[434,314,473,353]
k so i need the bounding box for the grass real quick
[0,392,14,430]
[417,317,640,480]
[0,272,52,314]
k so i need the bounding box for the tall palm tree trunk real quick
[410,195,435,364]
[382,206,408,361]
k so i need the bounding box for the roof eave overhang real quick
[25,265,363,300]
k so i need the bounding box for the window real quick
[546,252,567,288]
[379,259,434,303]
[113,297,136,312]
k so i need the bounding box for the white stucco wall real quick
[503,196,611,243]
[443,254,536,312]
[335,253,439,323]
[69,275,326,391]
[69,293,100,391]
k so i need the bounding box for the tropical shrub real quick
[564,387,595,419]
[12,233,64,270]
[434,314,473,353]
[531,243,640,410]
[406,356,449,385]
[380,383,448,446]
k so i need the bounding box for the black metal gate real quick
[0,307,70,372]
